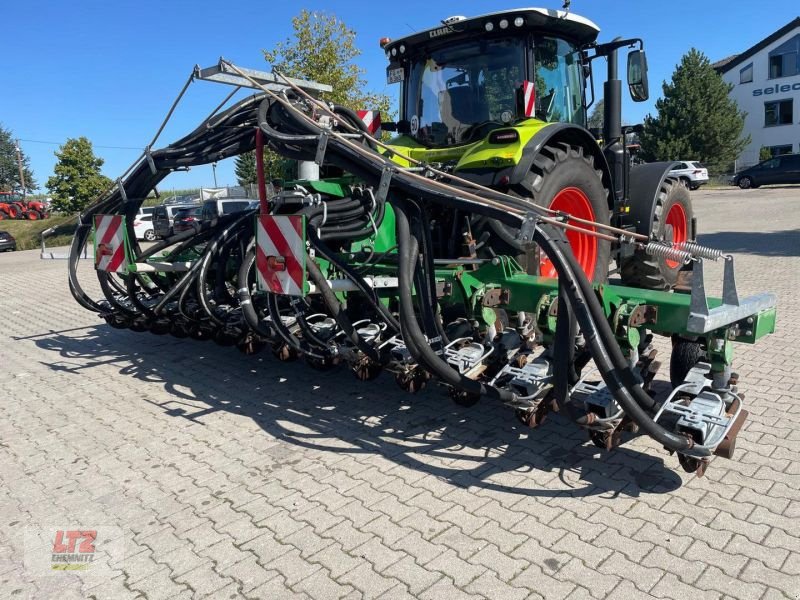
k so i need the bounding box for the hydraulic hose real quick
[236,246,274,338]
[305,256,381,362]
[533,224,696,454]
[394,199,518,403]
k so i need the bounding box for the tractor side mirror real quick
[627,49,649,102]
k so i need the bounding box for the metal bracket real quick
[517,212,537,243]
[482,288,511,307]
[144,145,157,175]
[376,167,393,205]
[116,178,127,203]
[315,131,329,166]
[687,257,776,334]
[629,304,657,327]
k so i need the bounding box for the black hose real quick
[305,256,380,362]
[533,224,695,453]
[394,199,518,402]
[236,247,274,338]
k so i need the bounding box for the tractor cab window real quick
[533,36,585,126]
[404,38,525,147]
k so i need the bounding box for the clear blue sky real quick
[4,0,797,193]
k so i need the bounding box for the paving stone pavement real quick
[0,187,799,600]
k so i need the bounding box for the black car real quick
[152,203,199,238]
[173,206,203,234]
[0,230,16,252]
[734,153,800,189]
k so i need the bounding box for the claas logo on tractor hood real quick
[429,25,455,38]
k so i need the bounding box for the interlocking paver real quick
[2,188,800,600]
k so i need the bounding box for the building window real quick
[768,34,800,79]
[767,144,793,157]
[740,63,753,84]
[765,99,793,126]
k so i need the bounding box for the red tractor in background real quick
[0,192,49,220]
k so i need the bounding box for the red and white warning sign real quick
[256,215,306,296]
[94,214,128,273]
[357,110,382,138]
[522,80,536,118]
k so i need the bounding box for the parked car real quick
[132,214,156,241]
[0,230,16,251]
[173,206,204,234]
[199,199,259,225]
[734,153,800,189]
[152,203,199,238]
[670,161,709,190]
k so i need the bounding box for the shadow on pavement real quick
[699,229,800,258]
[33,325,684,499]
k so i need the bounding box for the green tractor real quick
[380,7,689,289]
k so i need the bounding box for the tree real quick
[759,146,772,161]
[587,99,604,130]
[261,10,392,179]
[0,124,36,192]
[234,151,257,186]
[46,137,112,213]
[638,49,749,173]
[235,150,297,186]
[264,10,390,114]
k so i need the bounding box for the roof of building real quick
[711,54,740,70]
[714,17,800,74]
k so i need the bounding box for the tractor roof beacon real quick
[65,5,777,480]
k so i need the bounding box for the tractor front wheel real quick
[523,143,611,282]
[620,178,693,290]
[26,209,42,220]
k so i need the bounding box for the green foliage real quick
[587,99,604,130]
[639,49,749,174]
[759,146,772,161]
[1,213,77,250]
[235,150,296,186]
[262,10,392,174]
[0,124,36,192]
[264,10,390,114]
[234,151,257,186]
[46,137,112,213]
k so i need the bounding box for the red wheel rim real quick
[28,212,39,220]
[665,203,688,268]
[539,187,598,279]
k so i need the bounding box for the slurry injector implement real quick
[68,8,776,477]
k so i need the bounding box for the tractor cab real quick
[382,8,600,149]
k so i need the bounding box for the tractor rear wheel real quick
[620,178,692,290]
[522,143,611,282]
[26,209,42,220]
[0,210,6,220]
[5,205,20,219]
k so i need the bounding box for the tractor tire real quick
[620,178,693,290]
[5,205,20,219]
[669,337,705,387]
[522,142,611,282]
[26,209,42,220]
[0,210,6,220]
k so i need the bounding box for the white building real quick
[713,17,800,168]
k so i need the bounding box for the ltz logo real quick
[51,530,97,570]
